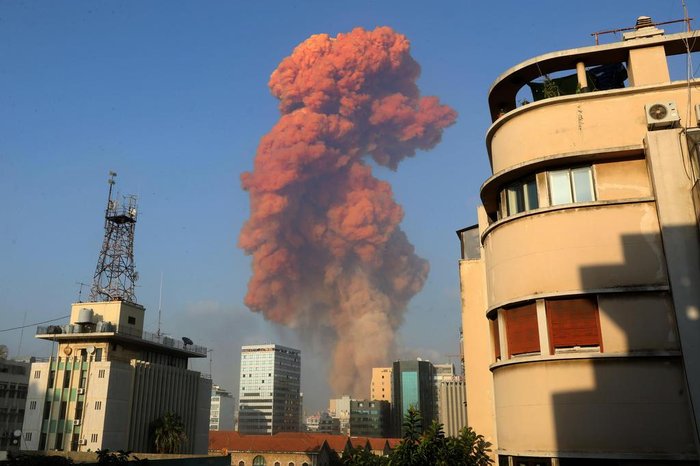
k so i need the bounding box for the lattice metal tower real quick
[90,171,139,302]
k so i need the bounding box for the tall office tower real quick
[238,344,301,434]
[369,367,392,402]
[210,385,235,431]
[458,16,700,465]
[391,360,435,436]
[21,174,211,454]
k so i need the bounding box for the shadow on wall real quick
[550,227,700,464]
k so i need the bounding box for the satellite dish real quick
[13,430,21,437]
[86,346,95,354]
[182,337,193,346]
[63,346,73,355]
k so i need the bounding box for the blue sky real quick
[0,1,687,412]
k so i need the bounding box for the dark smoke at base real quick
[239,26,456,397]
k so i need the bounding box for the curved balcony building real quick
[459,17,700,465]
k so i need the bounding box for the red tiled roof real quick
[209,431,325,453]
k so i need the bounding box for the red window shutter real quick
[546,297,601,350]
[505,303,540,356]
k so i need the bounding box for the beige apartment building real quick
[369,367,392,402]
[21,300,211,454]
[459,17,700,465]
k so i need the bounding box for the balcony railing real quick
[36,325,207,356]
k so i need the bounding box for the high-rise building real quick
[210,385,235,431]
[369,367,392,402]
[20,175,211,454]
[459,16,700,464]
[237,344,301,434]
[436,376,466,437]
[0,357,30,454]
[391,360,435,436]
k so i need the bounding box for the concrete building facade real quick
[0,358,30,455]
[238,344,301,434]
[21,300,211,454]
[436,375,466,438]
[210,385,236,431]
[459,17,700,465]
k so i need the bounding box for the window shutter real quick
[546,297,601,350]
[505,303,540,356]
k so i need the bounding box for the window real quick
[98,370,105,379]
[502,176,538,217]
[94,401,102,410]
[505,302,540,357]
[275,462,281,466]
[128,316,136,325]
[253,456,266,466]
[239,462,245,466]
[48,370,56,388]
[63,370,72,388]
[490,317,501,361]
[546,297,602,353]
[94,348,103,362]
[30,401,37,410]
[548,166,595,205]
[91,433,98,443]
[59,401,67,420]
[34,370,41,379]
[24,432,32,441]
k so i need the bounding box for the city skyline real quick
[0,1,685,413]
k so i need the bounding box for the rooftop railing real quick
[36,325,207,356]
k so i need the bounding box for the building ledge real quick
[490,349,682,371]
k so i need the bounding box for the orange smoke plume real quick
[239,26,456,396]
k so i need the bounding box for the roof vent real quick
[635,16,654,29]
[623,16,664,41]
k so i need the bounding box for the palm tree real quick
[151,411,187,454]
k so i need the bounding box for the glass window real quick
[253,456,266,466]
[549,166,595,205]
[503,176,538,217]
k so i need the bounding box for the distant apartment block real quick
[238,344,301,434]
[305,412,340,435]
[369,367,392,402]
[437,376,466,437]
[348,399,390,438]
[210,385,235,431]
[328,395,351,435]
[0,357,30,454]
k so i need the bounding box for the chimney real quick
[623,16,664,41]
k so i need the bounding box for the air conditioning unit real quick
[73,419,81,426]
[645,101,680,130]
[77,388,85,395]
[78,438,87,445]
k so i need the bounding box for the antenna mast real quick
[90,171,139,303]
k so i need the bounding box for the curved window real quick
[238,462,245,466]
[288,463,295,466]
[275,463,281,466]
[500,176,538,218]
[548,166,595,205]
[253,457,266,466]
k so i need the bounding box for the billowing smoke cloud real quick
[239,27,456,397]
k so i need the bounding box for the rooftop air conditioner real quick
[77,388,85,395]
[73,419,81,426]
[78,439,87,445]
[645,101,680,130]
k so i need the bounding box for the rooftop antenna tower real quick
[90,171,139,303]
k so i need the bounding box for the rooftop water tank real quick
[77,308,94,324]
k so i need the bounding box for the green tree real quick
[151,411,187,454]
